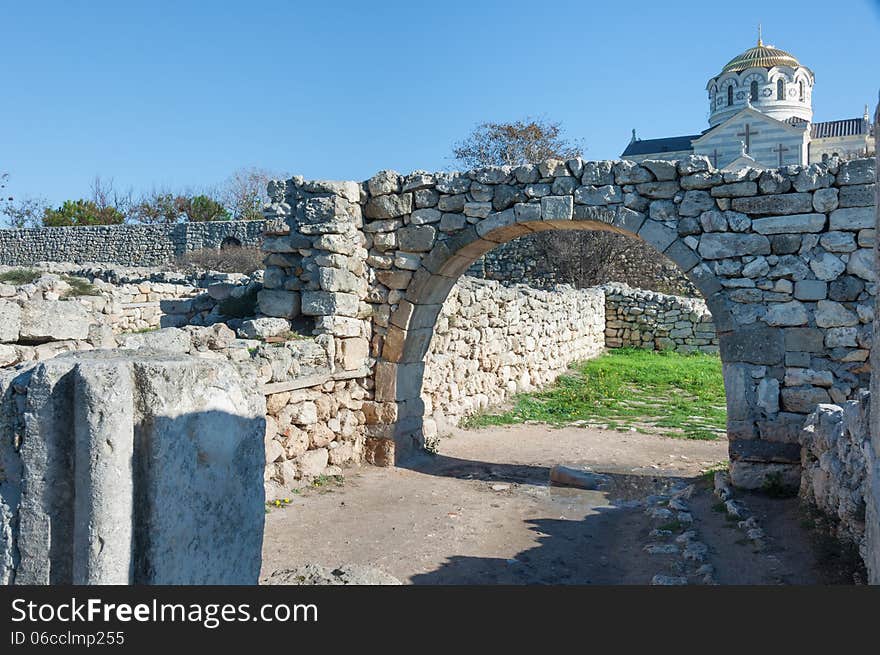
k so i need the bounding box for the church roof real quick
[810,118,870,138]
[621,134,698,157]
[721,41,801,73]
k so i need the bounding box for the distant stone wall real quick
[0,220,267,267]
[472,230,700,296]
[421,277,606,432]
[604,283,718,354]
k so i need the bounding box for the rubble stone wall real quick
[0,220,267,267]
[799,393,871,556]
[604,283,719,354]
[422,278,605,431]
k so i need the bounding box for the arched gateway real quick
[259,155,876,489]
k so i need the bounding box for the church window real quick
[750,81,758,102]
[799,80,804,101]
[727,85,733,106]
[776,79,784,100]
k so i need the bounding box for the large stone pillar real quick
[4,350,266,585]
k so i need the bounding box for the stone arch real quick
[376,212,739,463]
[261,155,877,489]
[220,236,243,249]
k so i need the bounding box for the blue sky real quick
[3,0,879,207]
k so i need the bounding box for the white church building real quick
[622,34,875,169]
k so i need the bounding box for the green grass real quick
[0,269,41,285]
[462,348,726,441]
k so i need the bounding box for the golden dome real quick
[721,39,801,73]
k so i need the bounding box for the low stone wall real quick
[799,393,871,556]
[0,220,267,267]
[0,270,262,369]
[604,283,718,354]
[421,277,605,431]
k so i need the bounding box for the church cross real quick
[711,149,720,168]
[736,124,759,153]
[772,143,789,166]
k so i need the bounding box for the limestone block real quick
[19,299,92,343]
[0,300,21,343]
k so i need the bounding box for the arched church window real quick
[799,80,804,101]
[777,79,784,100]
[750,81,758,102]
[727,85,733,106]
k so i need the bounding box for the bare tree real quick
[452,117,584,169]
[451,117,645,289]
[89,176,133,219]
[219,167,283,221]
[1,196,49,229]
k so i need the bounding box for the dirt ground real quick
[261,424,859,585]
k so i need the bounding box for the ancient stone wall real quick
[422,277,605,432]
[0,220,267,267]
[0,270,263,368]
[260,156,876,488]
[799,393,870,557]
[604,283,718,354]
[473,230,700,296]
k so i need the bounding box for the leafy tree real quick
[451,117,584,169]
[42,199,126,227]
[184,195,230,222]
[131,191,188,224]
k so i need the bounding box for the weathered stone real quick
[731,193,813,216]
[0,300,21,343]
[764,301,808,326]
[751,213,825,234]
[398,225,436,252]
[19,300,92,343]
[829,207,873,230]
[679,190,716,217]
[814,300,859,328]
[258,289,301,319]
[698,233,770,259]
[540,195,573,221]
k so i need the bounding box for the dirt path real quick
[261,424,855,584]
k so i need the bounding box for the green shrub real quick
[0,268,41,285]
[42,199,125,227]
[185,195,230,222]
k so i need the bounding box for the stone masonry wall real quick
[260,155,876,488]
[422,277,605,433]
[799,392,871,557]
[473,230,700,296]
[604,283,718,354]
[0,220,267,267]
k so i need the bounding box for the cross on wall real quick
[772,143,789,166]
[736,124,759,153]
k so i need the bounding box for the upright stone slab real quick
[3,350,266,585]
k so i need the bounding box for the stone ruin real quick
[1,152,879,584]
